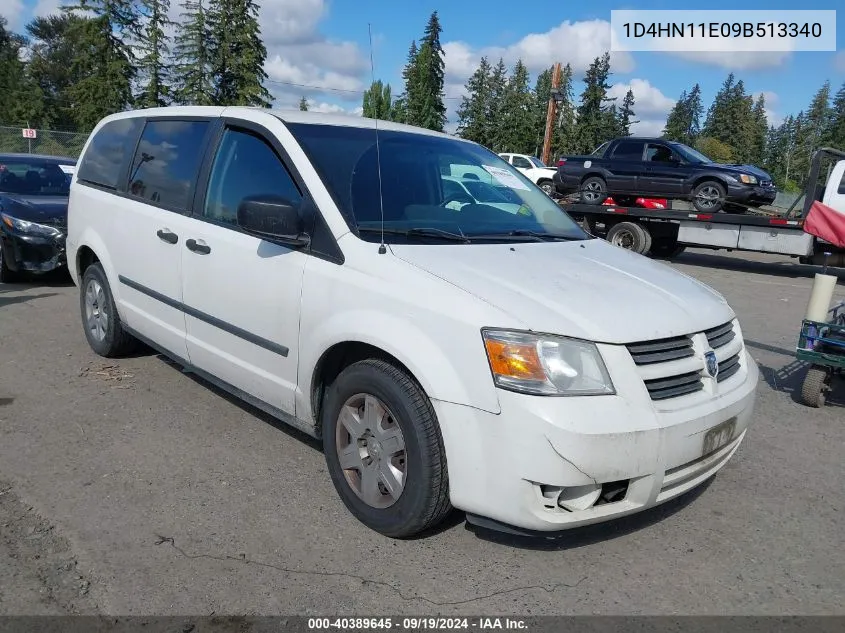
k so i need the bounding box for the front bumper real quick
[434,341,759,533]
[0,230,67,274]
[726,183,777,206]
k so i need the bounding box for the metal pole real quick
[541,63,561,165]
[27,121,32,154]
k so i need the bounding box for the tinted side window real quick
[76,118,143,189]
[646,143,674,162]
[611,140,645,160]
[128,119,210,212]
[839,170,845,195]
[203,128,302,226]
[512,156,532,169]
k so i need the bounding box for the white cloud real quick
[630,120,665,137]
[33,0,62,19]
[1,0,25,30]
[608,78,674,118]
[753,91,782,127]
[835,51,845,73]
[671,51,791,70]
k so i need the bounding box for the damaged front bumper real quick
[0,228,67,274]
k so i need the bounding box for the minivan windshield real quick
[0,157,74,196]
[284,122,587,244]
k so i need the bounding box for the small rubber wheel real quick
[0,243,20,283]
[580,176,607,205]
[692,180,726,213]
[801,365,831,408]
[538,179,554,196]
[607,221,650,254]
[321,359,452,538]
[80,262,138,357]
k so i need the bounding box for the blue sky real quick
[8,0,845,136]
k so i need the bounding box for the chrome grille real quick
[626,335,694,365]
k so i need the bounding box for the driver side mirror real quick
[237,195,310,247]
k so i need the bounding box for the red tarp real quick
[804,200,845,249]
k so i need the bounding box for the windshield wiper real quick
[357,226,471,243]
[473,230,583,242]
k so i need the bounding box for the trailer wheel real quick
[606,221,650,254]
[801,365,831,408]
[692,180,726,213]
[579,176,608,205]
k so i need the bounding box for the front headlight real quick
[739,174,758,185]
[1,213,61,238]
[482,329,615,396]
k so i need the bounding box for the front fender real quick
[297,308,502,424]
[71,229,121,301]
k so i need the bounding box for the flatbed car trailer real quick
[561,147,845,266]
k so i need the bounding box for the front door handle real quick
[186,238,211,255]
[156,229,178,244]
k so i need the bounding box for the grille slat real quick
[716,353,741,382]
[627,336,694,366]
[705,322,736,349]
[644,371,703,400]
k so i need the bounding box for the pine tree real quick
[575,53,616,153]
[456,56,492,145]
[829,82,845,150]
[414,11,446,131]
[135,0,173,108]
[207,0,272,107]
[172,0,214,105]
[393,40,419,125]
[0,17,45,126]
[747,94,768,166]
[497,59,533,153]
[552,63,577,156]
[618,88,637,136]
[299,96,308,111]
[362,80,392,119]
[486,58,508,151]
[62,0,138,129]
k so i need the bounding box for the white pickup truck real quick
[498,153,558,196]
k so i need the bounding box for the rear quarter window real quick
[76,118,143,190]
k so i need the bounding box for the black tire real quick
[692,180,726,213]
[801,365,830,408]
[606,221,650,254]
[79,262,138,357]
[321,358,452,538]
[0,243,20,283]
[537,179,554,197]
[579,176,608,205]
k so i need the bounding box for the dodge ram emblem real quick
[705,351,719,378]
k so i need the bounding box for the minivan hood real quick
[390,238,735,344]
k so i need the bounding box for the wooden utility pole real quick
[541,62,561,165]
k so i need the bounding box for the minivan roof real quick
[94,105,469,143]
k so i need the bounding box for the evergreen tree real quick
[531,66,553,155]
[664,84,703,146]
[61,0,138,129]
[701,74,755,157]
[486,58,508,151]
[575,53,616,153]
[207,0,272,107]
[0,17,45,126]
[135,0,173,108]
[362,80,392,119]
[805,81,832,151]
[172,0,214,105]
[299,96,308,111]
[25,14,88,130]
[393,40,419,124]
[456,56,492,146]
[747,94,768,166]
[618,88,637,136]
[551,63,577,157]
[829,82,845,150]
[497,59,533,153]
[414,11,446,131]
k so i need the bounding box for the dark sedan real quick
[0,153,76,282]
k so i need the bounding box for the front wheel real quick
[537,179,554,197]
[321,359,452,538]
[692,181,726,213]
[79,263,138,357]
[801,365,831,408]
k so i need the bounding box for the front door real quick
[644,142,686,195]
[180,118,307,415]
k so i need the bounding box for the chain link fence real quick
[0,126,90,159]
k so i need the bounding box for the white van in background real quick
[65,106,758,538]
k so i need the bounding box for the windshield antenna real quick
[368,23,387,255]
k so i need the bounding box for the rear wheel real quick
[579,176,607,205]
[537,179,554,196]
[321,359,452,538]
[80,263,138,357]
[606,221,651,254]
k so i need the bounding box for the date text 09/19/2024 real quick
[621,21,823,39]
[307,618,529,630]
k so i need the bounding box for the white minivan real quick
[66,106,758,538]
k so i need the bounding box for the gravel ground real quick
[0,249,843,616]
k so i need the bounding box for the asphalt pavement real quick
[0,249,843,616]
